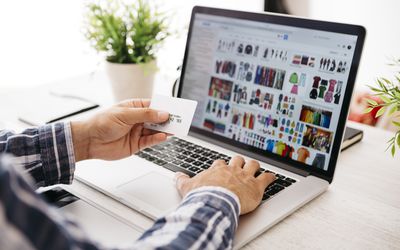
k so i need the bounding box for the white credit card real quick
[144,95,198,137]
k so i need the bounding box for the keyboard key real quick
[206,160,214,165]
[199,164,210,169]
[210,155,220,160]
[202,152,212,157]
[276,174,286,179]
[143,148,153,152]
[191,154,201,159]
[184,158,195,163]
[163,157,175,162]
[172,160,183,165]
[177,155,187,160]
[136,151,147,157]
[192,161,202,166]
[180,163,192,169]
[265,170,275,174]
[182,151,192,156]
[262,193,270,201]
[265,184,284,196]
[154,159,167,166]
[274,178,292,187]
[163,163,194,177]
[196,169,204,174]
[285,177,297,183]
[152,145,164,150]
[188,166,200,172]
[254,169,263,177]
[198,157,208,162]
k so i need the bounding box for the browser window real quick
[181,13,357,171]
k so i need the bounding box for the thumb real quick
[118,107,169,124]
[175,172,190,197]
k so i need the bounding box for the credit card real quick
[144,95,198,136]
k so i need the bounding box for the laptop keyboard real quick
[136,137,296,201]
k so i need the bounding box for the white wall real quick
[1,0,398,91]
[0,0,263,89]
[287,0,400,91]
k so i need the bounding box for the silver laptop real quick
[75,6,365,249]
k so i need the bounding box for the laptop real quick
[75,6,365,249]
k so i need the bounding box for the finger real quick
[138,133,167,150]
[175,172,191,197]
[118,107,169,124]
[210,159,226,168]
[118,99,150,108]
[256,173,276,190]
[243,159,260,176]
[142,128,162,136]
[229,155,245,169]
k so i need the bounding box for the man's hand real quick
[175,156,275,215]
[71,99,169,161]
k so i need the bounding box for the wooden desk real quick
[1,73,399,249]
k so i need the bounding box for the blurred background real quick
[0,0,399,128]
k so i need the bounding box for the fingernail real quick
[158,111,169,121]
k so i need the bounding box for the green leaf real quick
[389,105,398,116]
[363,107,373,114]
[382,77,392,85]
[375,107,386,118]
[393,121,400,127]
[367,99,378,106]
[397,133,400,147]
[380,95,391,103]
[391,144,396,157]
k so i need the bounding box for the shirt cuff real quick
[182,186,241,228]
[38,122,76,186]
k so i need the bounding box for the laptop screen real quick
[180,12,358,172]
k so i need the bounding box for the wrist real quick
[70,121,90,162]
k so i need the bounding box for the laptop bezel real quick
[177,6,366,183]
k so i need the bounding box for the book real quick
[341,126,363,151]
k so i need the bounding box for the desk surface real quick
[1,72,400,249]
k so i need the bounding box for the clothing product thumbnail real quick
[208,77,233,101]
[302,125,333,153]
[249,88,274,110]
[299,105,332,129]
[309,76,342,104]
[319,57,347,73]
[262,47,288,62]
[203,118,226,134]
[237,61,255,82]
[217,39,236,53]
[215,60,236,78]
[254,65,286,90]
[276,94,295,118]
[292,54,316,67]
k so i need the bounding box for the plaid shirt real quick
[0,122,240,250]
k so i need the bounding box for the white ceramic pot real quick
[105,60,157,102]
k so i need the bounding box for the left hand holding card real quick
[144,95,198,137]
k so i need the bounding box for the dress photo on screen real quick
[84,1,169,101]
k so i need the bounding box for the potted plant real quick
[365,59,400,156]
[85,0,169,101]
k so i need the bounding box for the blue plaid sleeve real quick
[134,186,240,249]
[0,122,75,187]
[0,155,240,250]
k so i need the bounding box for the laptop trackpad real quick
[116,172,181,216]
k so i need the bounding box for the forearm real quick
[0,122,76,187]
[134,186,240,249]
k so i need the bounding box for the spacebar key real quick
[163,163,195,177]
